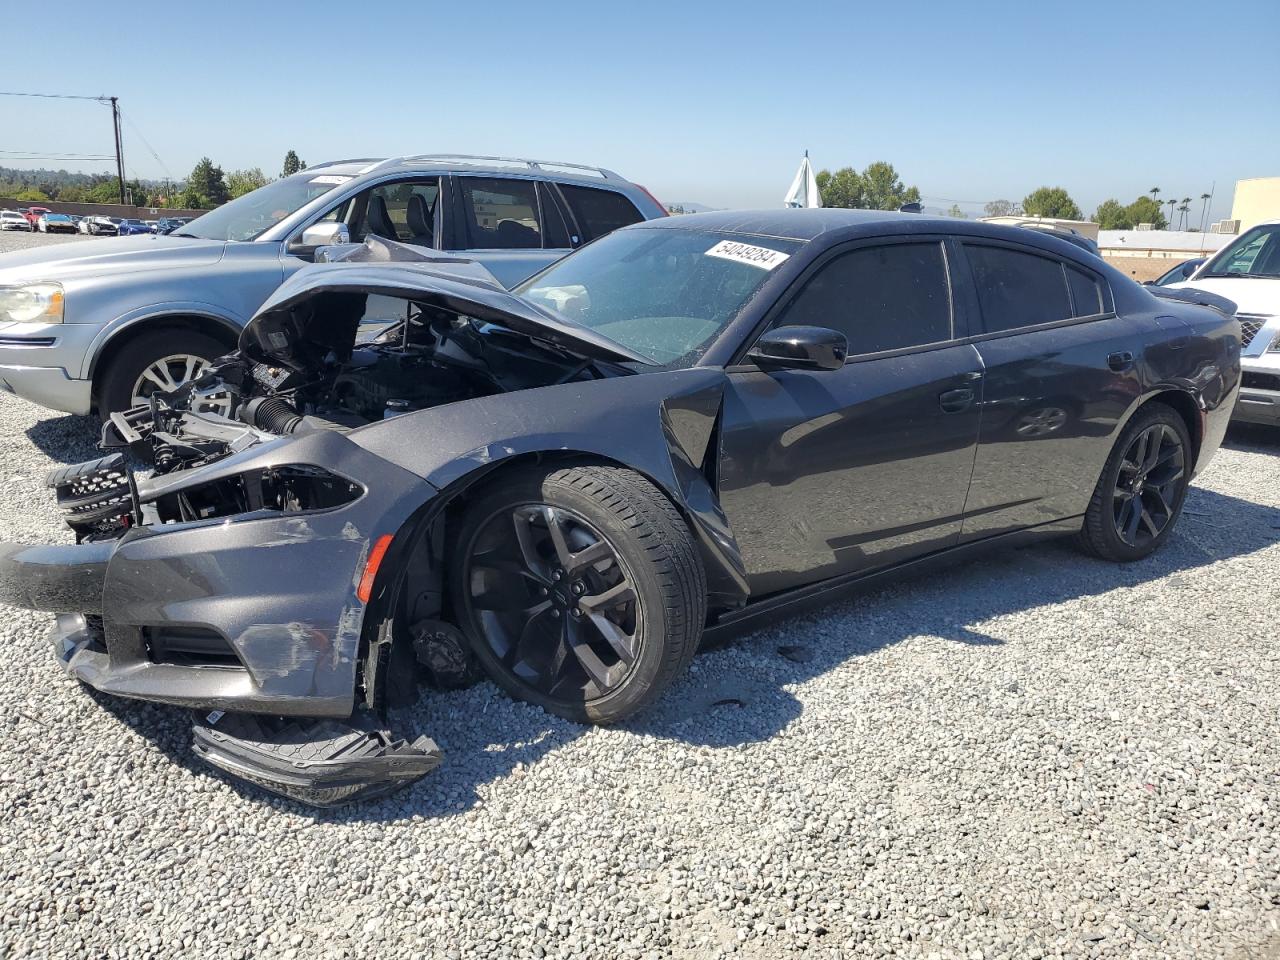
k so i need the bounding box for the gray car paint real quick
[0,211,1241,719]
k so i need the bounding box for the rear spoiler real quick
[1148,285,1237,318]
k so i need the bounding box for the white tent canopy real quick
[784,151,821,208]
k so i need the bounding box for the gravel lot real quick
[1,237,1279,959]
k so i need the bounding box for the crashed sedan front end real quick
[0,238,664,806]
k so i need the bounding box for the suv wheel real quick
[97,329,232,422]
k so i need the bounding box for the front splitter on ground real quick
[191,711,442,808]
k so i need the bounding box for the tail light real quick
[635,184,668,216]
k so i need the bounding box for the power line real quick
[0,151,116,160]
[0,91,110,102]
[117,108,173,181]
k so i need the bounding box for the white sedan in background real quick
[0,210,32,231]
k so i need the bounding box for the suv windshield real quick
[177,173,351,242]
[517,228,800,367]
[1200,224,1280,279]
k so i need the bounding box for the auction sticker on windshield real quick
[705,240,791,270]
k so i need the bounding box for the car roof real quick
[631,207,1105,261]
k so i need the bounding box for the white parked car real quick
[78,216,120,236]
[1174,219,1280,426]
[0,210,31,231]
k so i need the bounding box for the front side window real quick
[1201,225,1280,279]
[458,177,542,250]
[354,179,439,245]
[965,245,1075,333]
[519,228,800,367]
[773,242,952,356]
[558,184,645,242]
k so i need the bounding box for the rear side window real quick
[558,184,644,242]
[458,177,543,249]
[1065,264,1104,316]
[965,245,1074,333]
[775,242,952,356]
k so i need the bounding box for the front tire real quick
[1076,402,1192,561]
[97,328,231,423]
[450,464,706,724]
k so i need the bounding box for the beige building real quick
[1231,177,1280,232]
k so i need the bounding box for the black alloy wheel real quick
[451,465,706,724]
[1077,402,1192,561]
[465,502,641,701]
[1112,422,1185,548]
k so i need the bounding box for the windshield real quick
[1201,225,1280,279]
[516,228,801,367]
[176,172,351,242]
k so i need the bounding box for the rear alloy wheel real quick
[1077,402,1191,561]
[451,465,706,724]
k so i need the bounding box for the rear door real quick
[717,238,985,596]
[445,175,568,287]
[956,240,1143,541]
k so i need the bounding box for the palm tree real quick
[1150,186,1161,203]
[1178,201,1192,230]
[1167,198,1178,227]
[1199,192,1212,232]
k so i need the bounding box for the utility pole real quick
[109,96,126,205]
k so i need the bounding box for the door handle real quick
[938,387,974,413]
[1107,350,1135,371]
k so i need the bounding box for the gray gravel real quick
[0,228,91,255]
[2,284,1280,958]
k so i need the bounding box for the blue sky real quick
[4,0,1276,223]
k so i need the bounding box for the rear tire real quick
[97,328,230,423]
[450,464,706,724]
[1076,402,1192,562]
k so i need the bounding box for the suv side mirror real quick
[748,326,847,372]
[291,222,350,256]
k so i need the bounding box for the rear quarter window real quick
[558,184,645,242]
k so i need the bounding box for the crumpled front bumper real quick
[0,429,436,718]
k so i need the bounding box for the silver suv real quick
[0,155,666,419]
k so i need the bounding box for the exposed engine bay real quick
[107,290,625,480]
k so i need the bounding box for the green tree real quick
[227,168,270,199]
[946,203,965,218]
[984,199,1018,217]
[1123,195,1167,229]
[861,161,919,210]
[181,157,229,209]
[282,150,305,177]
[1093,198,1133,229]
[1022,186,1082,220]
[15,187,48,201]
[814,167,864,208]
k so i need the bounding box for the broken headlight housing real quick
[147,465,363,525]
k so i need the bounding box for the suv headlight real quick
[0,283,64,324]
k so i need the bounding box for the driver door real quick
[717,239,985,596]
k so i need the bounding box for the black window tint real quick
[776,243,952,356]
[966,245,1073,333]
[458,177,542,249]
[1066,264,1104,316]
[559,184,644,242]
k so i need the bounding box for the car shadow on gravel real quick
[1224,421,1280,453]
[74,481,1280,822]
[25,413,102,465]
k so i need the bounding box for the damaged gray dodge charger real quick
[0,210,1241,806]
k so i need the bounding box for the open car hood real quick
[239,237,651,367]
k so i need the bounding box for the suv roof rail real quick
[391,154,623,181]
[305,158,387,171]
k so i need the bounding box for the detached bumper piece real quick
[191,711,442,808]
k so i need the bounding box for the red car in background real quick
[23,206,51,228]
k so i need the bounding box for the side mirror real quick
[748,325,847,372]
[291,221,350,255]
